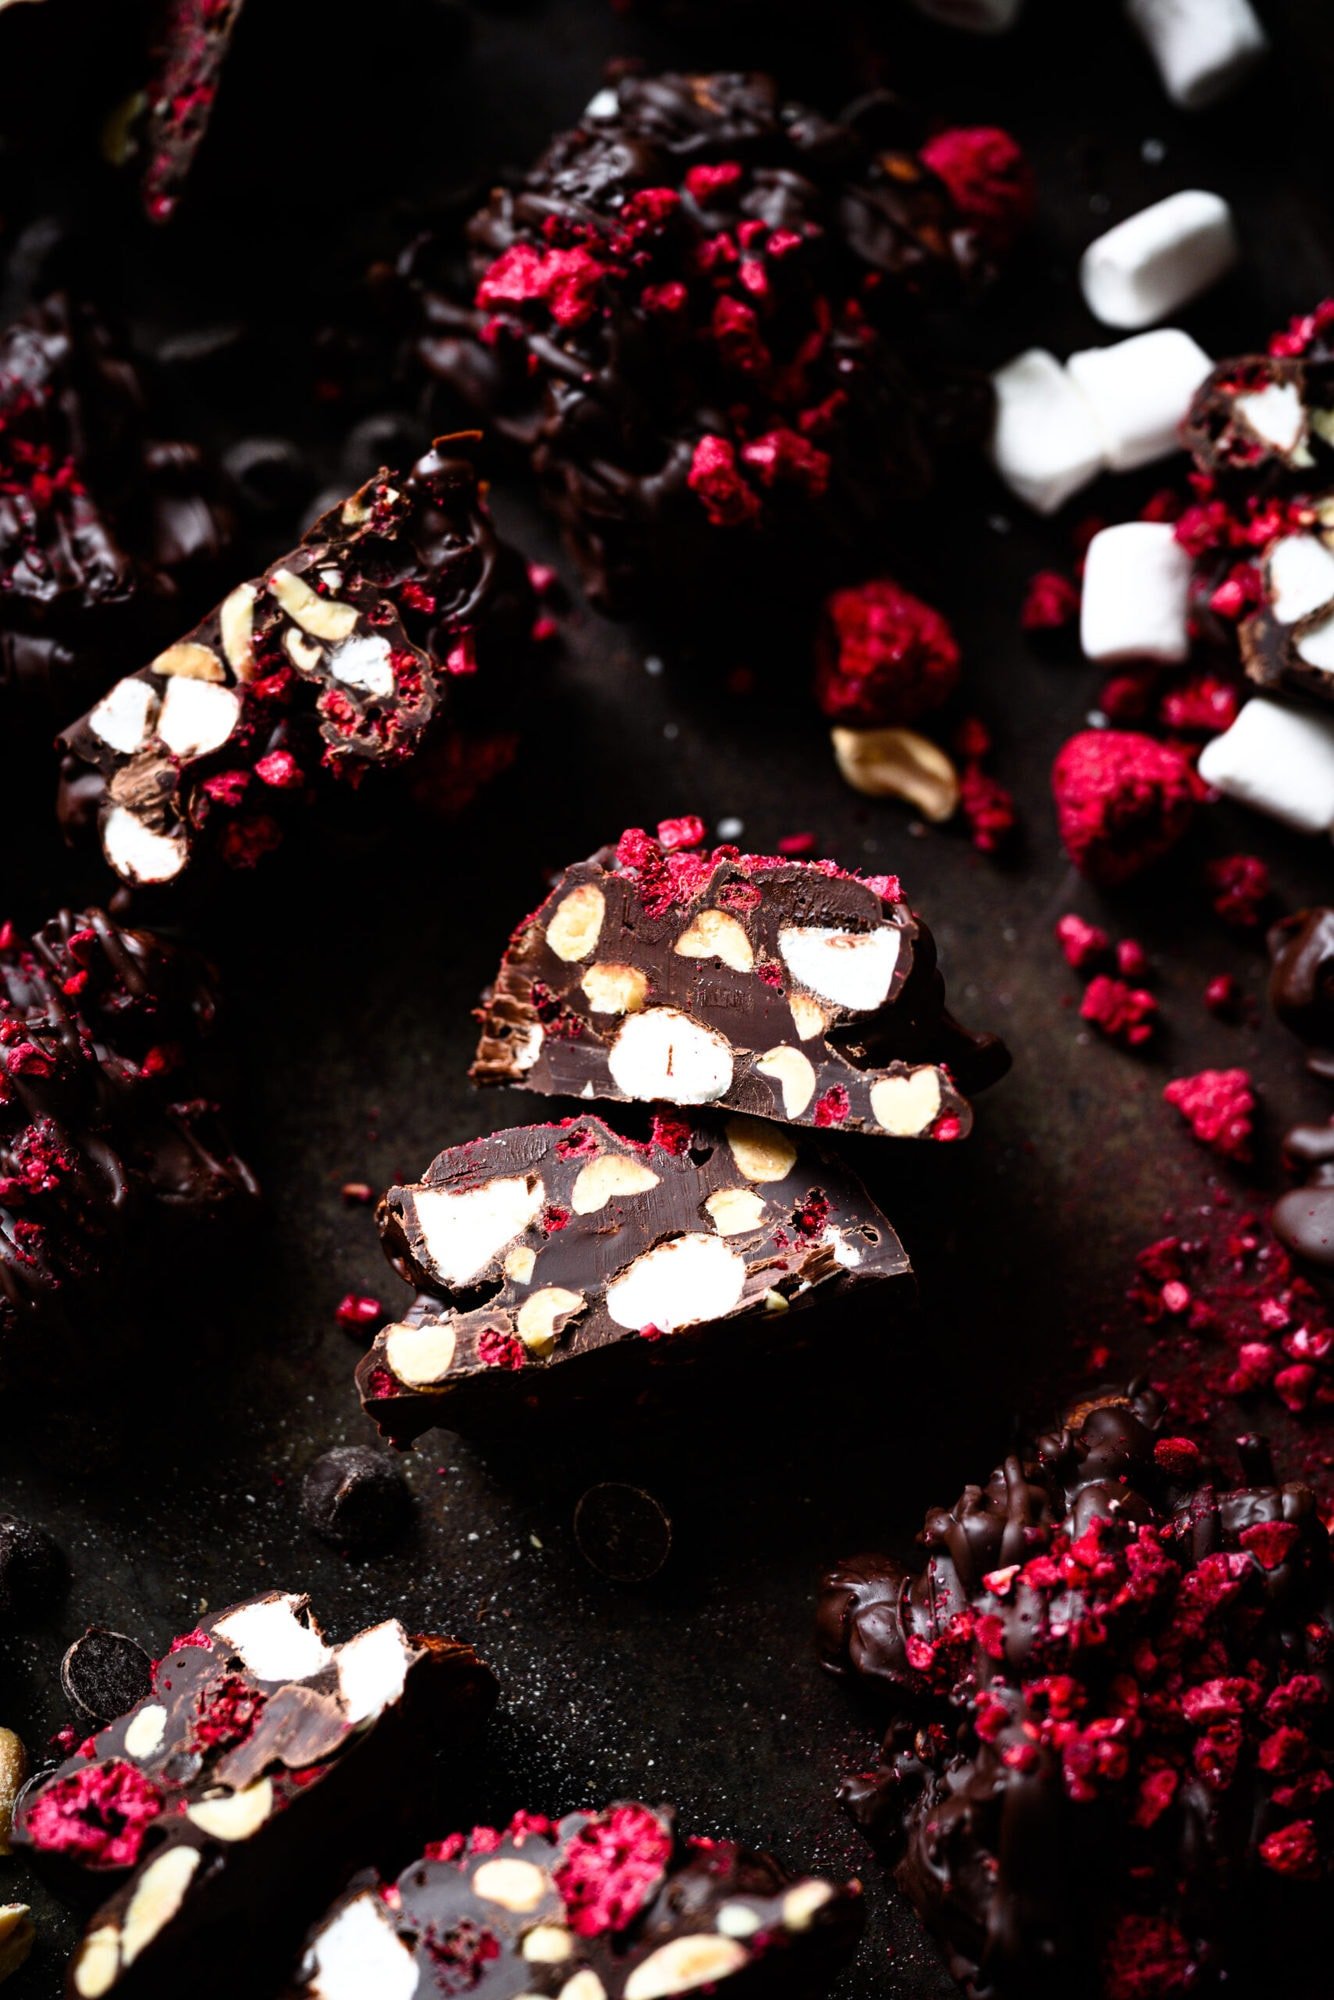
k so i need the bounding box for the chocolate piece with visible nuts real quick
[0,908,256,1372]
[294,1801,862,2000]
[473,825,1007,1139]
[1269,907,1334,1081]
[359,1110,911,1444]
[13,1591,495,2000]
[818,1391,1334,1998]
[58,437,533,890]
[400,70,995,613]
[299,1446,413,1556]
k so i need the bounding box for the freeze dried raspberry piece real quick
[817,1391,1334,1999]
[13,1592,494,2000]
[359,1112,911,1442]
[0,907,255,1373]
[1052,730,1197,884]
[58,437,533,889]
[399,71,1008,612]
[813,579,960,728]
[141,1,246,224]
[1163,1066,1256,1161]
[473,827,1007,1140]
[0,295,228,723]
[295,1801,861,2000]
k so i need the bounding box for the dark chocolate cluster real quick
[818,1393,1334,1999]
[0,907,255,1357]
[0,295,228,725]
[57,439,534,889]
[399,71,1002,612]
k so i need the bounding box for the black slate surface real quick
[3,3,1334,1995]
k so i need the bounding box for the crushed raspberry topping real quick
[554,1803,673,1936]
[23,1760,162,1867]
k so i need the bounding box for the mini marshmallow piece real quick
[1269,534,1334,626]
[335,1621,411,1725]
[1080,522,1192,664]
[990,349,1108,514]
[907,0,1025,29]
[211,1592,333,1682]
[1066,328,1212,472]
[1126,0,1268,110]
[302,1893,420,2000]
[1198,698,1334,836]
[1080,191,1238,329]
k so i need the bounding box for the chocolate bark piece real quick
[57,437,533,890]
[140,2,246,224]
[399,70,992,613]
[473,826,1007,1139]
[1268,907,1334,1081]
[294,1801,862,2000]
[1274,1119,1334,1271]
[13,1592,496,2000]
[0,296,229,725]
[0,908,256,1367]
[1181,355,1332,483]
[817,1391,1334,1999]
[359,1111,911,1443]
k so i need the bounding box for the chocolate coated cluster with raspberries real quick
[0,295,229,725]
[57,437,534,890]
[0,907,255,1362]
[400,72,1018,612]
[818,1391,1334,2000]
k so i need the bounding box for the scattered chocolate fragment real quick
[1274,1120,1334,1272]
[61,1630,155,1731]
[360,1111,912,1444]
[473,825,1007,1139]
[58,436,533,890]
[1269,907,1334,1082]
[0,296,229,726]
[294,1801,862,2000]
[13,1591,495,2000]
[0,1515,65,1616]
[299,1447,413,1556]
[818,1390,1334,1998]
[140,2,246,225]
[0,909,256,1371]
[398,71,1008,612]
[573,1484,672,1584]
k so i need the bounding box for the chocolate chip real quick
[61,1629,154,1728]
[0,1516,66,1618]
[300,1446,413,1555]
[573,1483,672,1584]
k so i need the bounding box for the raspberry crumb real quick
[335,1293,383,1330]
[1055,914,1110,969]
[23,1761,161,1867]
[1020,569,1079,632]
[1206,853,1271,929]
[1163,1069,1256,1162]
[1081,975,1159,1048]
[919,127,1036,253]
[814,579,960,728]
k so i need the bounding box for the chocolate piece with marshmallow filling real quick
[13,1592,495,2000]
[359,1112,911,1442]
[293,1802,862,2000]
[57,437,533,890]
[472,828,1007,1140]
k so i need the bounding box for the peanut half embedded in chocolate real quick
[294,1801,862,2000]
[358,1111,911,1443]
[472,824,1007,1140]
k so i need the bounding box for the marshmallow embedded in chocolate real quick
[13,1592,495,2000]
[294,1802,862,2000]
[472,828,1007,1139]
[359,1111,911,1443]
[57,437,533,890]
[818,1391,1334,1998]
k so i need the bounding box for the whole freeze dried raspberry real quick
[919,127,1036,255]
[1052,730,1197,885]
[814,580,960,728]
[1163,1068,1256,1162]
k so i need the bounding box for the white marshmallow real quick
[411,1173,545,1290]
[907,0,1024,29]
[1066,328,1212,471]
[1080,522,1192,664]
[212,1593,333,1682]
[1126,0,1268,110]
[1236,380,1307,456]
[1080,191,1237,329]
[1198,698,1334,835]
[990,349,1108,514]
[1268,534,1334,626]
[302,1894,420,2000]
[606,1233,747,1334]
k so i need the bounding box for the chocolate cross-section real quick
[473,825,1007,1139]
[358,1111,910,1442]
[817,1393,1334,1999]
[13,1592,496,2000]
[294,1801,862,2000]
[58,437,532,889]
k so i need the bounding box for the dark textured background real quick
[3,2,1334,1994]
